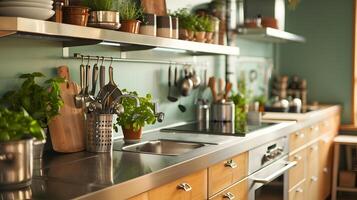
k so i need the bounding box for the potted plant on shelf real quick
[114,90,157,141]
[117,0,143,33]
[194,16,207,43]
[84,0,120,30]
[171,8,196,40]
[0,107,45,189]
[0,72,63,158]
[202,16,215,43]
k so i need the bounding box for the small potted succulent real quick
[171,8,196,40]
[0,107,45,189]
[1,72,63,158]
[117,0,143,33]
[84,0,120,30]
[114,90,157,141]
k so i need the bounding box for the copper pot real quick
[122,127,142,140]
[62,6,89,26]
[119,20,141,34]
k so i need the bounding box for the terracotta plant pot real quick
[62,6,89,26]
[122,126,143,141]
[205,32,213,43]
[195,31,206,42]
[119,20,141,34]
[187,30,195,41]
[179,28,189,40]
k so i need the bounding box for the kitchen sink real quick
[121,139,210,156]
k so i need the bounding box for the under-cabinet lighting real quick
[153,47,188,54]
[99,42,121,47]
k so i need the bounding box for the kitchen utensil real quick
[48,65,85,153]
[191,69,201,88]
[74,59,85,108]
[211,101,235,122]
[174,65,178,87]
[99,61,105,89]
[218,78,224,96]
[0,138,33,190]
[178,98,186,113]
[0,6,54,20]
[180,67,193,96]
[197,103,209,122]
[90,62,99,96]
[223,82,232,100]
[84,61,91,95]
[86,113,113,153]
[140,0,167,16]
[167,65,178,102]
[208,77,217,102]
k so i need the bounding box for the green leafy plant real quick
[117,0,143,21]
[83,0,114,11]
[0,107,45,142]
[171,8,196,31]
[114,90,156,132]
[230,78,248,129]
[1,72,64,128]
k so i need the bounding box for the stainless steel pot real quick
[211,101,235,122]
[88,11,120,30]
[0,138,33,190]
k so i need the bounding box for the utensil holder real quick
[211,101,235,122]
[86,113,113,153]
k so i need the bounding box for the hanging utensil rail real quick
[67,53,189,65]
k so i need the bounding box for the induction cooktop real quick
[161,122,276,136]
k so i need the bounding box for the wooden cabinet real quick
[319,134,334,200]
[208,152,248,197]
[307,124,320,142]
[210,179,248,200]
[289,181,306,200]
[129,193,149,200]
[289,129,307,152]
[306,142,319,200]
[148,169,207,200]
[289,148,306,190]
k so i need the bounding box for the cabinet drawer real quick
[288,148,306,189]
[289,129,307,152]
[319,119,331,134]
[306,142,319,178]
[288,181,306,200]
[129,193,149,200]
[307,124,320,141]
[148,169,207,200]
[210,179,248,200]
[208,152,248,197]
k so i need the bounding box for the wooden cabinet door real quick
[319,134,334,200]
[210,179,248,200]
[289,148,307,190]
[148,169,207,200]
[129,192,149,200]
[289,129,307,152]
[208,152,248,197]
[306,142,319,200]
[289,181,306,200]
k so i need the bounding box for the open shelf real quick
[0,17,240,56]
[237,27,306,43]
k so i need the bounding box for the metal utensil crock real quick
[0,138,33,190]
[211,101,235,122]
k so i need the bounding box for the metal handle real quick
[310,145,318,151]
[225,160,238,169]
[109,66,114,84]
[90,65,99,96]
[85,64,91,95]
[223,192,235,200]
[296,188,303,193]
[311,176,318,182]
[100,65,106,89]
[322,136,331,144]
[253,161,297,184]
[323,167,328,173]
[177,183,192,192]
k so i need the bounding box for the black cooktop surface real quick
[161,122,276,136]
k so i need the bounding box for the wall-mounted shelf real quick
[0,17,240,56]
[237,27,306,43]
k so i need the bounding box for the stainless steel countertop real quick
[1,106,340,200]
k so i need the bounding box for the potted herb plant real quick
[1,72,63,158]
[171,8,196,40]
[84,0,120,30]
[0,107,45,189]
[117,0,143,33]
[194,16,207,42]
[114,90,157,141]
[202,16,215,43]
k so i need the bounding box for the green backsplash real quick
[279,0,353,124]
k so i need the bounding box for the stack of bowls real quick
[0,0,54,20]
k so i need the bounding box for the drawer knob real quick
[295,132,305,138]
[311,176,318,182]
[225,160,238,169]
[177,183,192,192]
[310,145,318,151]
[323,167,328,173]
[294,155,302,161]
[223,192,235,200]
[296,188,303,193]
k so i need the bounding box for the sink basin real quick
[121,139,210,156]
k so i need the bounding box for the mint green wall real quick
[279,0,353,123]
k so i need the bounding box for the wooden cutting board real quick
[140,0,167,16]
[48,65,85,153]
